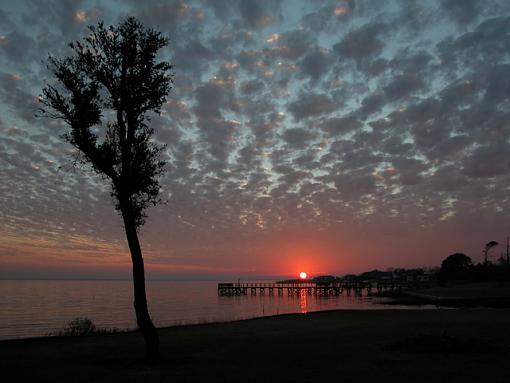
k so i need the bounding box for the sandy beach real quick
[1,308,509,382]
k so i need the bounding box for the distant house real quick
[313,275,336,284]
[341,274,358,282]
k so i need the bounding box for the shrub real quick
[58,317,97,336]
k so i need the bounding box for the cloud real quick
[318,115,360,135]
[21,0,102,35]
[390,156,427,185]
[334,22,389,64]
[438,16,510,70]
[238,0,281,29]
[173,39,216,75]
[0,72,38,123]
[384,73,425,101]
[240,79,265,94]
[333,172,377,199]
[298,48,333,81]
[2,0,510,276]
[134,0,194,33]
[0,30,33,62]
[439,0,482,26]
[288,93,335,121]
[462,143,510,178]
[268,28,315,60]
[281,128,316,149]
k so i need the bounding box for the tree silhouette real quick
[439,253,472,281]
[484,241,499,265]
[41,17,173,359]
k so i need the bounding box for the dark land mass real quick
[382,281,510,307]
[1,309,510,383]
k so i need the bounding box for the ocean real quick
[0,279,425,340]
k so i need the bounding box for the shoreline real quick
[6,283,510,342]
[0,300,436,343]
[389,291,510,308]
[4,281,510,342]
[1,308,510,382]
[378,281,510,308]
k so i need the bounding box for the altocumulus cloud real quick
[1,0,510,277]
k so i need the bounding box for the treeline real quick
[343,268,436,284]
[439,252,510,282]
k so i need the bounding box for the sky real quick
[1,0,510,280]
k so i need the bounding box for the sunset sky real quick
[1,0,510,280]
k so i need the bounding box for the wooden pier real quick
[217,281,408,296]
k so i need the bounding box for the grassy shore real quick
[1,309,510,382]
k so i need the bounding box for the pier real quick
[217,281,408,296]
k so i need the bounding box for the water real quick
[0,280,423,340]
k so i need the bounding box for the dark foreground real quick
[1,309,510,382]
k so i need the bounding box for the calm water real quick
[0,280,424,340]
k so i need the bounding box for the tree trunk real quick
[121,209,160,359]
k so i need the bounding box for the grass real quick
[1,309,510,382]
[49,317,124,337]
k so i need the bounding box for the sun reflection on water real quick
[300,289,308,314]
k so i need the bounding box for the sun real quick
[299,271,307,279]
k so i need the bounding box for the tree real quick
[41,17,173,359]
[484,241,499,265]
[439,253,473,281]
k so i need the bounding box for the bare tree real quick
[41,17,173,359]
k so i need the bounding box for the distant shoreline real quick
[378,281,510,308]
[378,291,510,308]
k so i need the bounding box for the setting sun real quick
[299,272,307,279]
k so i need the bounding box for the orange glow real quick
[334,6,348,16]
[299,271,307,279]
[272,239,333,277]
[300,289,307,313]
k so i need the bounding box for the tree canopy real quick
[440,253,473,280]
[41,16,173,227]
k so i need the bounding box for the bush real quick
[50,318,123,337]
[58,317,97,336]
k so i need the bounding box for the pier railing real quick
[218,281,409,296]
